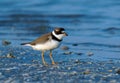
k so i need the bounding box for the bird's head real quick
[52,27,68,40]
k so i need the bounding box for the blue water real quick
[0,0,120,61]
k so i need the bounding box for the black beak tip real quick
[66,33,68,36]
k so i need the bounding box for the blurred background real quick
[0,0,120,61]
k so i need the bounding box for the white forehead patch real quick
[55,29,60,32]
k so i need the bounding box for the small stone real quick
[63,51,72,55]
[69,71,77,76]
[32,60,39,63]
[116,69,120,74]
[2,40,11,46]
[6,53,15,58]
[74,59,81,63]
[75,52,83,55]
[72,43,78,46]
[110,80,117,83]
[83,69,90,75]
[61,46,69,50]
[87,52,94,56]
[108,70,113,72]
[87,62,92,64]
[0,72,2,76]
[67,67,71,70]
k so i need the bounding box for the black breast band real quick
[51,33,62,42]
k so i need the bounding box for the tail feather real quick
[21,42,35,47]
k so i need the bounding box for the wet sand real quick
[0,45,120,83]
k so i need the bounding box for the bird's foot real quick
[52,62,58,65]
[43,62,48,66]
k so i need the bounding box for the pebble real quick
[2,40,11,46]
[69,71,77,76]
[108,70,113,72]
[83,69,91,75]
[63,51,72,55]
[75,52,83,55]
[74,59,81,63]
[6,53,15,58]
[87,52,94,56]
[116,69,120,74]
[0,72,2,76]
[32,60,39,63]
[110,80,117,83]
[61,46,69,50]
[72,43,78,46]
[67,67,72,70]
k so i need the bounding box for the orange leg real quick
[49,50,56,65]
[41,51,48,66]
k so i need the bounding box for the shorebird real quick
[21,27,68,65]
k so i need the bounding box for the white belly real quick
[32,40,60,51]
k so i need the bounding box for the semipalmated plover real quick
[21,27,68,65]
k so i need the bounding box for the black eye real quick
[54,28,65,34]
[54,30,61,34]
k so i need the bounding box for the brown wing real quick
[30,33,51,45]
